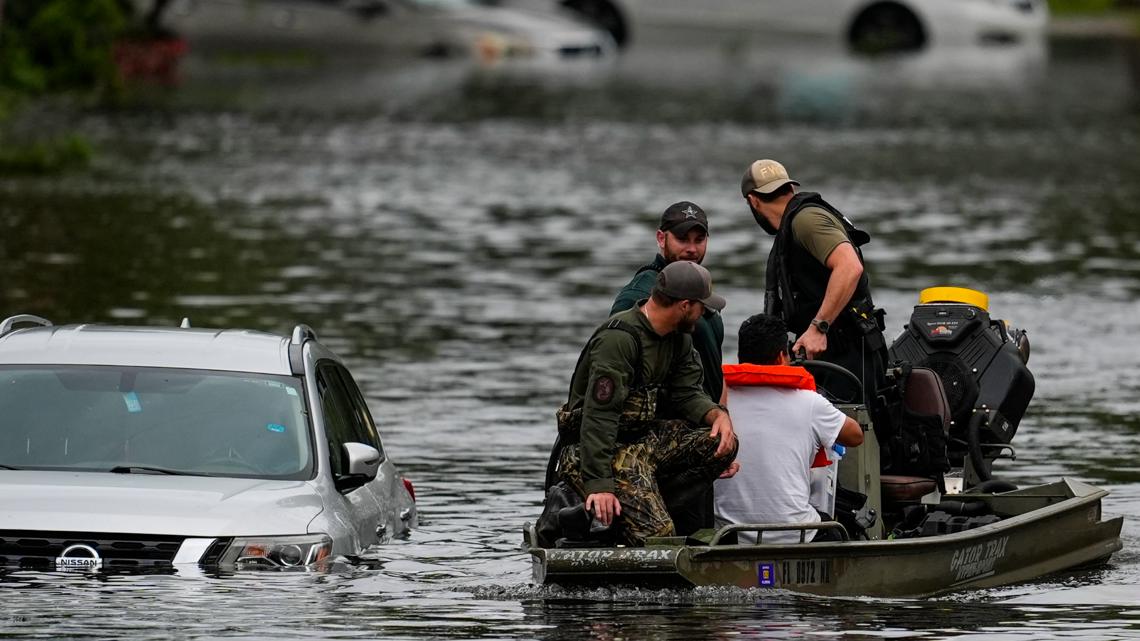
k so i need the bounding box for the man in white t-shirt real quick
[714,313,863,543]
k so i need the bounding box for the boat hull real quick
[528,478,1123,598]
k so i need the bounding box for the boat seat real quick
[880,475,939,503]
[879,368,951,506]
[904,367,951,434]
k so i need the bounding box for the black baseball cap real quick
[659,201,709,235]
[654,261,727,312]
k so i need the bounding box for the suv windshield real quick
[0,366,312,480]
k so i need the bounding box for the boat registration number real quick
[758,560,832,586]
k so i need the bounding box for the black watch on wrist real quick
[811,318,831,334]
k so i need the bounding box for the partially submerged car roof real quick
[0,315,300,375]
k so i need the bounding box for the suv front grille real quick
[0,531,184,571]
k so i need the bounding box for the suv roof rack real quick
[288,324,318,376]
[0,314,53,338]
[291,324,318,346]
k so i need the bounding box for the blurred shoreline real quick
[1050,13,1140,37]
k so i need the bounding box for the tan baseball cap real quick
[740,159,799,196]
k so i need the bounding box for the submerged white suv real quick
[0,315,416,571]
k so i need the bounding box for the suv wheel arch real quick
[848,2,926,55]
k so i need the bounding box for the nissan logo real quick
[55,544,103,571]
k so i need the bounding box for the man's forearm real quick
[702,406,727,426]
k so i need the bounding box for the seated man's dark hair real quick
[738,314,788,365]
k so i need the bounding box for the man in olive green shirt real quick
[741,158,887,404]
[556,261,738,545]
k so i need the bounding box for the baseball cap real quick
[740,159,799,196]
[654,261,727,312]
[659,201,709,235]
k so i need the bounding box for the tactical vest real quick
[544,318,672,490]
[764,192,882,343]
[555,318,666,442]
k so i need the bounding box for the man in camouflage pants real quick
[554,261,739,545]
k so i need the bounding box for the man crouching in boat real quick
[714,313,863,543]
[550,261,739,546]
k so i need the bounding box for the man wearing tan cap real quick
[740,159,887,405]
[542,261,738,546]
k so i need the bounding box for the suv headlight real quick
[218,534,332,569]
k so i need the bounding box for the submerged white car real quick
[143,0,615,62]
[534,0,1048,51]
[0,315,416,571]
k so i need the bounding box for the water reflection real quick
[387,36,1052,126]
[0,187,267,324]
[519,593,1140,641]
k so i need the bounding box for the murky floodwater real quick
[1,30,1139,639]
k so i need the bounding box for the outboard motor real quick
[889,287,1034,484]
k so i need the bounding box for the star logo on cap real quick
[682,206,698,219]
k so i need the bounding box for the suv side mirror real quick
[335,442,381,493]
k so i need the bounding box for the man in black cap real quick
[741,159,887,405]
[611,201,725,405]
[609,202,727,536]
[550,261,738,546]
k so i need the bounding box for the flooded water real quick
[2,30,1140,639]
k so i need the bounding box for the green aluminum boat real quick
[524,475,1122,598]
[526,288,1124,597]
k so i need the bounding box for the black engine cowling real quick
[889,288,1034,473]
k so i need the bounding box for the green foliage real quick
[1048,0,1120,14]
[0,0,129,94]
[0,134,93,174]
[0,0,128,173]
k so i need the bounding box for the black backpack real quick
[877,363,951,482]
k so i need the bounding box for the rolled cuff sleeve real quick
[684,398,722,426]
[584,477,616,495]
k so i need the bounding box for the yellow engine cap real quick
[919,286,989,312]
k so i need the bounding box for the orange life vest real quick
[722,363,816,391]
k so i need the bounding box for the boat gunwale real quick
[529,478,1112,560]
[528,478,1122,596]
[686,477,1110,560]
